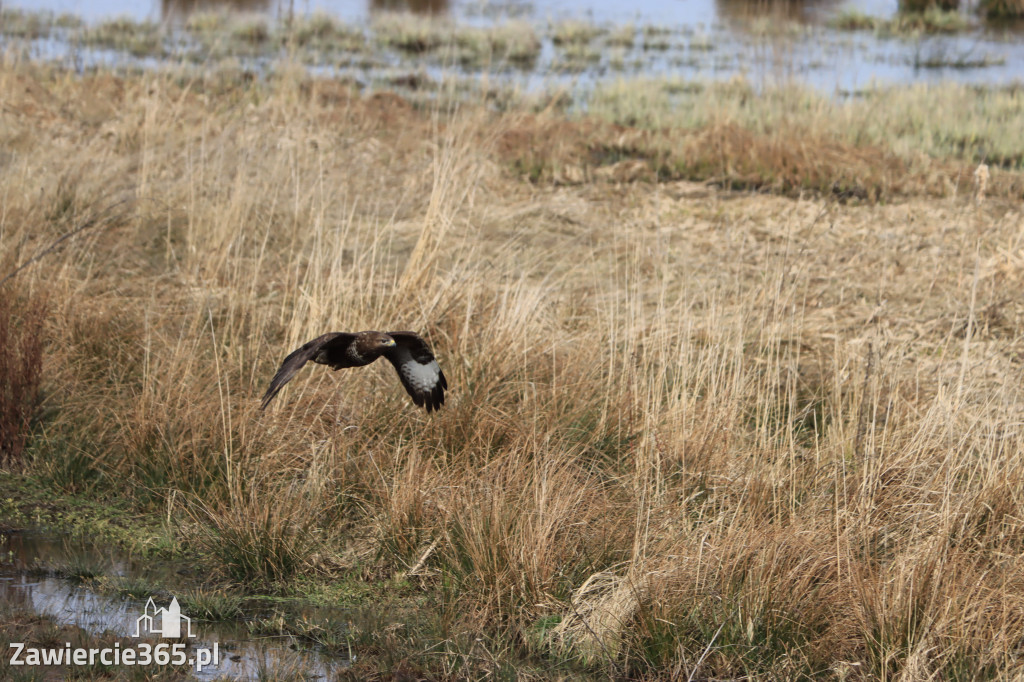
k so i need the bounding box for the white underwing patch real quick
[403,360,440,391]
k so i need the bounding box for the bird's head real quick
[356,331,397,356]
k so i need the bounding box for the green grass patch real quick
[178,586,245,621]
[0,471,173,555]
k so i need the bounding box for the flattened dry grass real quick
[3,56,1024,677]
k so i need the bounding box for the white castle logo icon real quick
[133,597,195,638]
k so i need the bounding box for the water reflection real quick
[1,574,137,634]
[0,529,348,680]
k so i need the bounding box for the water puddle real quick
[0,528,349,680]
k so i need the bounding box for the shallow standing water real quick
[1,529,349,680]
[3,0,1024,93]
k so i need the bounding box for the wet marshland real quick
[1,0,1023,96]
[1,528,349,679]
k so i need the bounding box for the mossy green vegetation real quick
[0,472,172,555]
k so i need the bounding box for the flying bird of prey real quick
[260,331,447,412]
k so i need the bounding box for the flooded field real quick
[1,529,349,679]
[2,0,1023,94]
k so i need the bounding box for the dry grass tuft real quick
[553,568,649,661]
[975,162,990,205]
[0,289,46,467]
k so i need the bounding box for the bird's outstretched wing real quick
[260,332,355,409]
[384,331,448,412]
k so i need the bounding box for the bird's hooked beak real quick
[384,338,397,348]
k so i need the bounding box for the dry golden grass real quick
[3,55,1024,677]
[0,289,46,466]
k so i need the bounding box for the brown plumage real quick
[260,331,447,412]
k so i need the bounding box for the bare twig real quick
[687,622,724,682]
[403,537,441,578]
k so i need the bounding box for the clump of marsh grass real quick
[894,6,971,32]
[913,50,1005,68]
[183,10,228,35]
[830,9,882,30]
[979,0,1024,18]
[433,450,629,637]
[643,24,674,41]
[831,7,970,32]
[0,291,46,468]
[283,12,366,52]
[607,23,636,48]
[184,466,340,588]
[552,42,603,71]
[80,17,165,57]
[48,556,105,582]
[54,14,84,30]
[101,575,162,600]
[372,12,451,53]
[642,34,673,51]
[453,21,541,68]
[899,0,960,12]
[490,21,542,65]
[551,20,605,46]
[179,587,245,621]
[0,8,55,39]
[230,15,270,46]
[249,611,352,656]
[288,11,340,45]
